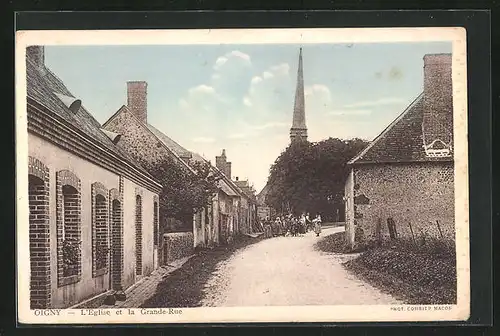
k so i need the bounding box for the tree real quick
[145,157,221,232]
[266,138,369,221]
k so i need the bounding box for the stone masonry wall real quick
[163,232,194,264]
[352,162,454,244]
[104,107,174,170]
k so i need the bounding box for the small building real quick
[215,149,259,234]
[344,53,454,248]
[256,183,272,221]
[26,46,162,309]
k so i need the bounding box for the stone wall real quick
[104,107,173,168]
[350,162,454,245]
[163,232,194,264]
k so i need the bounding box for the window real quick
[92,182,109,277]
[135,194,143,275]
[28,157,51,309]
[56,170,82,286]
[62,185,80,277]
[153,200,158,247]
[109,188,123,291]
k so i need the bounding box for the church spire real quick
[290,47,308,143]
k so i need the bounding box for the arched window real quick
[56,170,82,286]
[135,194,143,275]
[92,182,109,277]
[153,200,158,247]
[109,188,123,291]
[28,156,51,309]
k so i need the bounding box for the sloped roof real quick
[145,124,244,198]
[146,124,193,159]
[26,57,158,183]
[348,93,453,165]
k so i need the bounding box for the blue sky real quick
[44,41,452,192]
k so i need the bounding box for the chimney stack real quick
[127,81,148,123]
[422,54,453,156]
[226,162,232,180]
[26,46,45,72]
[215,149,232,178]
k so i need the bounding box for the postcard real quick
[16,27,469,324]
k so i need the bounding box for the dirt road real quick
[201,227,399,306]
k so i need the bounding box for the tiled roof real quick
[348,93,453,165]
[145,124,244,198]
[26,57,156,181]
[146,124,193,159]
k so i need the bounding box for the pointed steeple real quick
[290,47,308,143]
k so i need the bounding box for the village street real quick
[200,227,400,307]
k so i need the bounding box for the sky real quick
[44,41,452,193]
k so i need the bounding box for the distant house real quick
[256,183,271,221]
[215,149,259,235]
[344,54,454,248]
[26,46,162,309]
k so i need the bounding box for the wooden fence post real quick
[436,220,444,239]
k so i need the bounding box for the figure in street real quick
[313,214,322,237]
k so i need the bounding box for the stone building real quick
[102,82,248,262]
[215,149,258,234]
[344,53,454,248]
[26,46,162,309]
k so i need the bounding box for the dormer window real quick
[424,139,452,158]
[54,92,82,114]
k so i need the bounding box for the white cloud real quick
[343,97,406,108]
[243,96,252,107]
[214,57,228,70]
[192,137,215,143]
[189,84,216,95]
[305,84,331,99]
[213,50,251,70]
[270,63,290,76]
[251,76,262,85]
[244,62,293,118]
[263,71,274,79]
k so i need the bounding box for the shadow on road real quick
[141,234,265,308]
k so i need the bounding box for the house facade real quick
[215,149,258,235]
[345,54,454,248]
[26,46,162,309]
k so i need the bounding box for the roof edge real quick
[348,93,424,165]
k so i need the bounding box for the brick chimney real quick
[422,53,453,157]
[215,149,232,178]
[26,46,45,72]
[127,81,148,123]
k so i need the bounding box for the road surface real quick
[201,227,399,306]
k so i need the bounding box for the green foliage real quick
[95,243,109,270]
[266,138,368,220]
[145,157,221,231]
[62,238,81,276]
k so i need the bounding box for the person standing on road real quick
[313,214,322,237]
[299,214,307,236]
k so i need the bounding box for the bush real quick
[62,238,81,276]
[344,237,457,304]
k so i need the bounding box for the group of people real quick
[262,213,322,238]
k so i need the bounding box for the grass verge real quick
[316,231,457,304]
[141,234,264,308]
